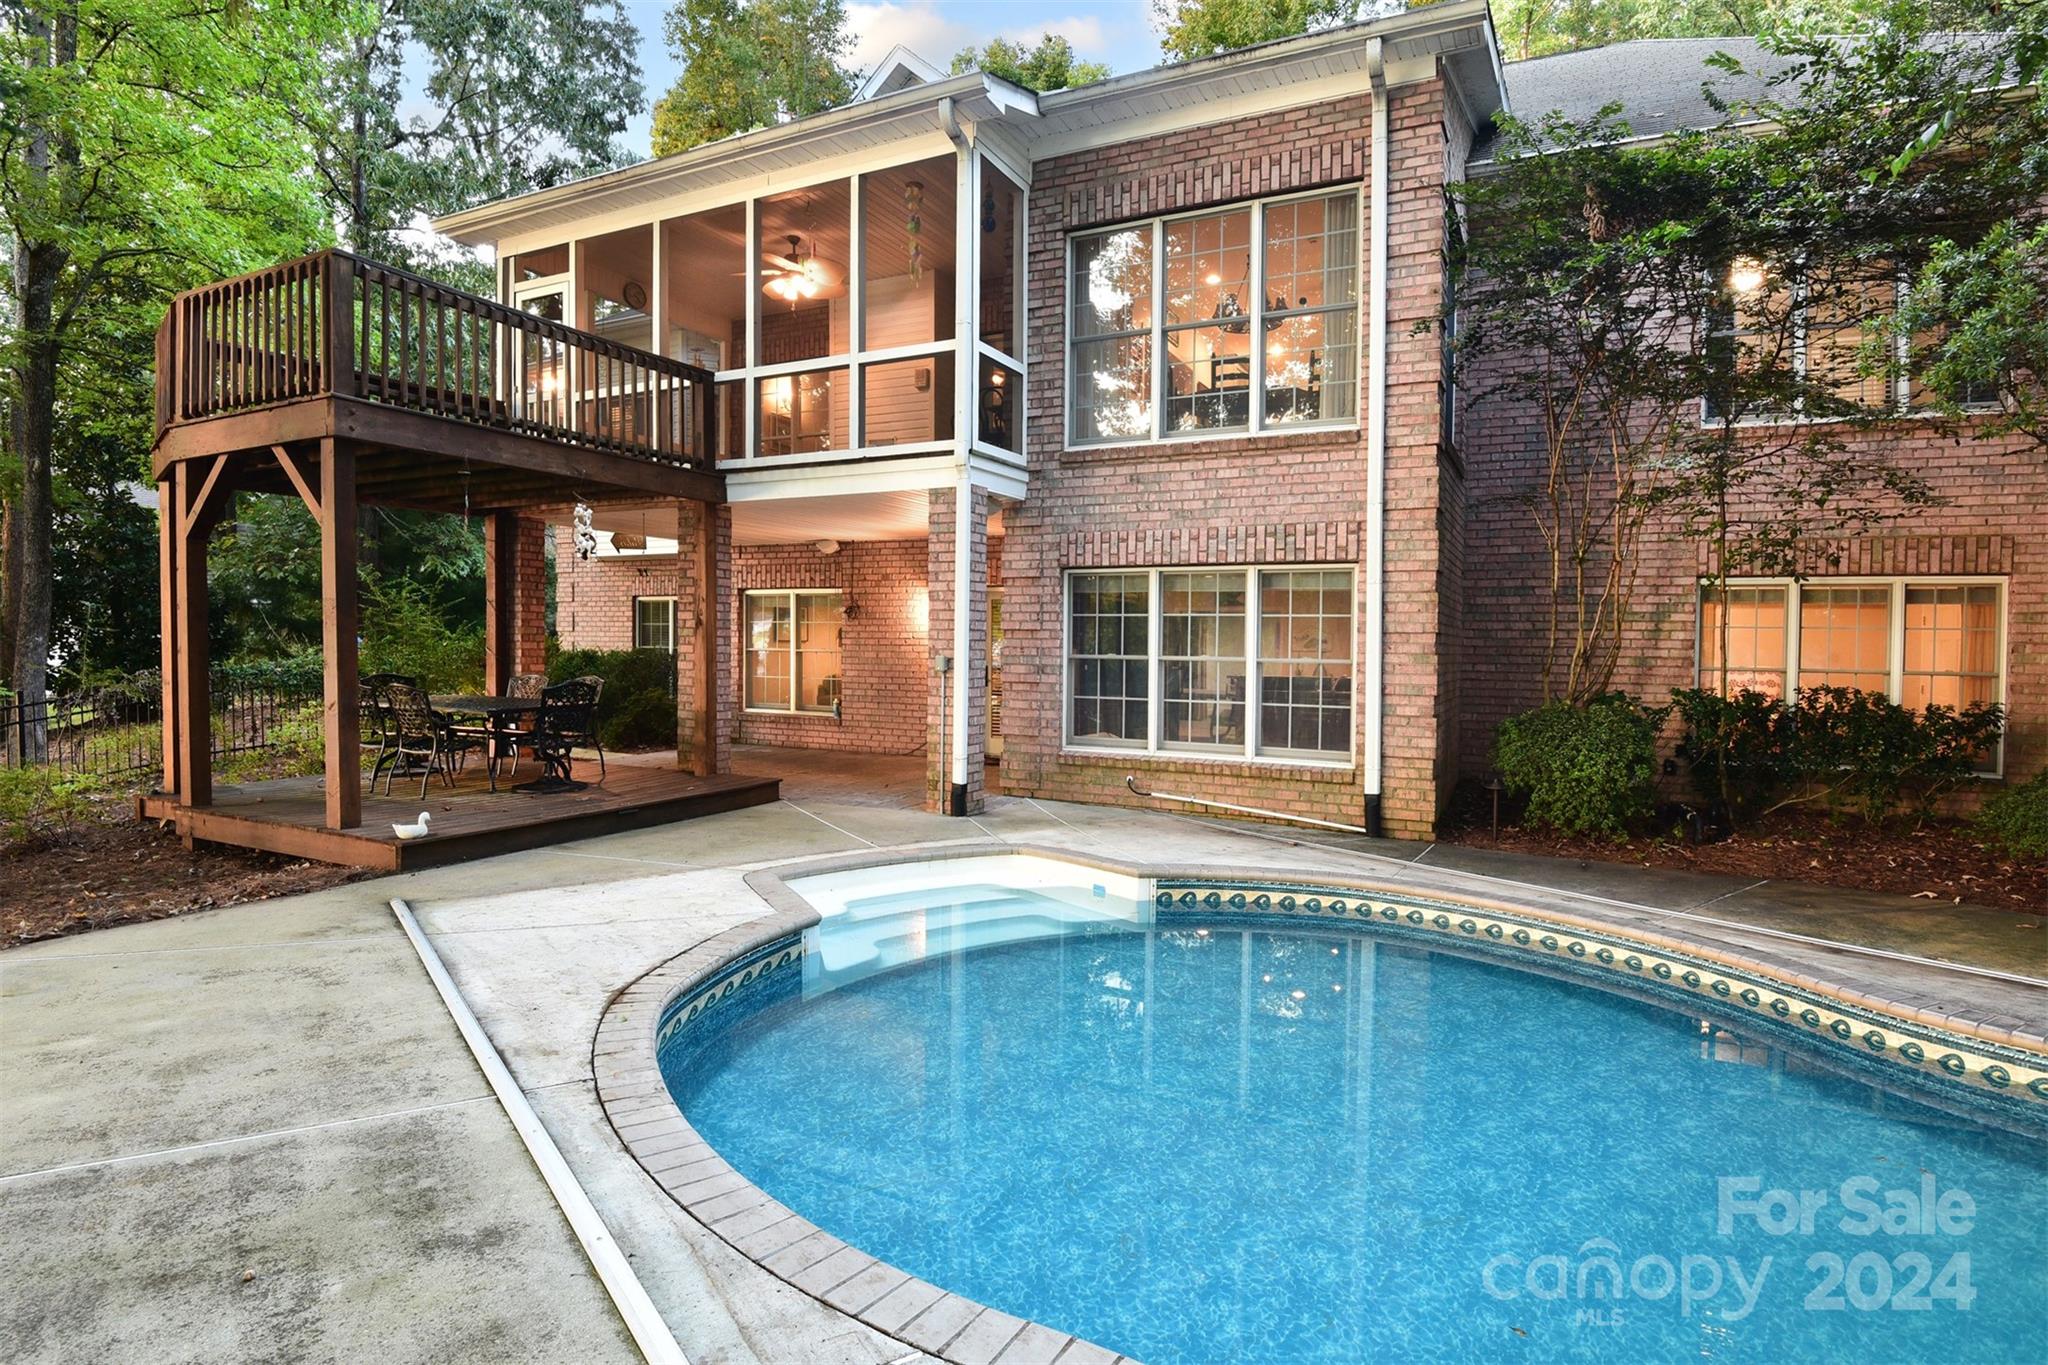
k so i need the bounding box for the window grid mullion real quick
[1147,569,1163,753]
[787,590,801,713]
[1150,221,1165,443]
[1250,201,1266,435]
[1244,569,1261,759]
[1888,580,1907,702]
[1784,579,1801,694]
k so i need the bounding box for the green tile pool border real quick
[1150,880,2048,1114]
[592,841,2047,1365]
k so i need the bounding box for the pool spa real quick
[632,853,2048,1363]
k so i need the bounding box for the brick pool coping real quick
[590,842,2048,1365]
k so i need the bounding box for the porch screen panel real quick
[1068,572,1150,745]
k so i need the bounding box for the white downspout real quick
[1364,38,1390,836]
[943,97,976,814]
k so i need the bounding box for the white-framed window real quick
[1064,566,1355,763]
[1067,188,1362,447]
[633,596,676,652]
[1698,577,2007,772]
[1704,258,2002,423]
[745,589,844,714]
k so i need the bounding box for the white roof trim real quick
[856,46,946,101]
[433,0,1502,246]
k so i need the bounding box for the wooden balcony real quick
[149,251,728,855]
[152,249,722,509]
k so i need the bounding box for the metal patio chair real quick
[517,677,601,789]
[382,682,481,798]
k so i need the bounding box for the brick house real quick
[431,8,2040,836]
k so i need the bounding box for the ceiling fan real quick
[759,234,845,303]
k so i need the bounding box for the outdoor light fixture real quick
[814,539,841,555]
[762,234,845,303]
[1728,257,1767,295]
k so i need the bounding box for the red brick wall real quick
[1456,402,2047,797]
[556,529,934,754]
[997,79,1458,837]
[728,537,930,753]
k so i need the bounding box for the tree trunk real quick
[2,4,75,761]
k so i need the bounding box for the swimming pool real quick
[652,857,2048,1362]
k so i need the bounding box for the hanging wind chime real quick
[904,180,924,286]
[573,502,598,560]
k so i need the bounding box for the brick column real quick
[674,497,727,776]
[510,517,549,676]
[927,483,990,813]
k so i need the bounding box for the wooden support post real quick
[483,511,517,696]
[320,439,362,830]
[157,476,180,795]
[172,461,214,813]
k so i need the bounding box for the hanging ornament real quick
[573,502,598,561]
[904,180,924,286]
[981,185,997,234]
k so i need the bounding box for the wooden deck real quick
[137,759,779,871]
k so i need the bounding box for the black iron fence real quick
[1,668,322,785]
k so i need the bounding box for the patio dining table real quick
[431,694,541,793]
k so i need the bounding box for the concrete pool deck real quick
[4,763,2043,1363]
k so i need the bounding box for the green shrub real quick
[1976,771,2048,860]
[599,690,678,750]
[1673,685,2003,825]
[549,648,676,751]
[1670,687,1798,823]
[548,648,674,699]
[1493,693,1663,837]
[0,766,99,840]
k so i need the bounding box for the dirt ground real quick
[3,799,365,948]
[1440,790,2046,912]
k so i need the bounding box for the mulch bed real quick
[1440,784,2046,912]
[4,799,367,949]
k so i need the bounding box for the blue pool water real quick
[662,891,2048,1363]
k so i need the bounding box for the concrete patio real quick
[4,748,2042,1363]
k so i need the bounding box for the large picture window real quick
[745,590,843,713]
[1068,189,1361,446]
[1066,567,1354,761]
[1699,578,2006,770]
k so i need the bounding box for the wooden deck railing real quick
[154,250,717,467]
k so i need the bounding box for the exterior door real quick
[510,275,569,427]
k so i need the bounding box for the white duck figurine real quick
[392,811,432,840]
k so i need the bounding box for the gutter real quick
[1363,37,1390,838]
